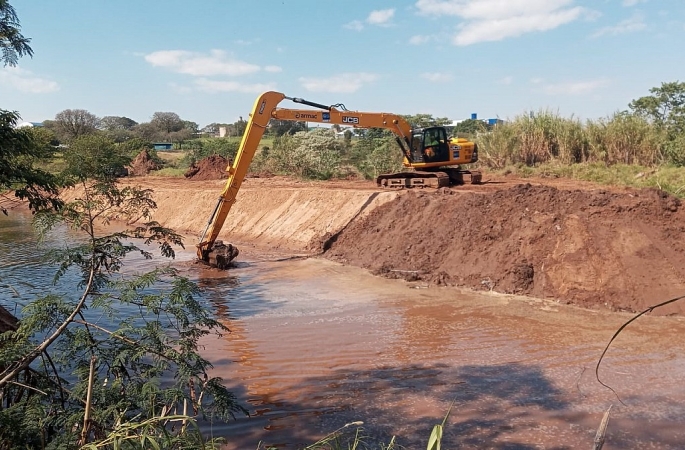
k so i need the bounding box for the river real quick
[2,212,685,449]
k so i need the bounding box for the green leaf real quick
[426,424,443,450]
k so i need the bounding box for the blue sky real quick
[2,0,684,128]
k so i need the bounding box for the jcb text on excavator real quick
[197,91,481,267]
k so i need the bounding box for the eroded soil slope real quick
[325,184,685,315]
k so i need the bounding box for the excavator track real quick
[376,169,482,189]
[376,171,450,189]
[442,168,483,185]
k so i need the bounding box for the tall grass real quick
[478,110,672,169]
[585,113,663,165]
[478,111,587,167]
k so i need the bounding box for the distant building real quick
[153,142,173,150]
[16,121,44,129]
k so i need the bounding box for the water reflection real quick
[4,212,685,449]
[197,258,685,450]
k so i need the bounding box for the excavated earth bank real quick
[325,184,685,315]
[60,176,685,316]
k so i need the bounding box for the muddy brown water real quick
[192,251,685,449]
[2,213,685,449]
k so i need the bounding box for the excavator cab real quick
[411,127,450,164]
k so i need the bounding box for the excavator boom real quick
[197,91,480,266]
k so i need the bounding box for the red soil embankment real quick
[325,184,685,315]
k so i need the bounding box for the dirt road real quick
[115,172,685,315]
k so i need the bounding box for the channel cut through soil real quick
[325,183,685,315]
[61,173,685,317]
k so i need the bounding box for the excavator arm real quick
[197,91,479,265]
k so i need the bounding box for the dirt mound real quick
[325,184,685,315]
[128,149,161,176]
[184,155,230,180]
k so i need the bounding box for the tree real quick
[62,134,131,180]
[630,81,685,165]
[0,110,62,213]
[266,129,343,179]
[0,142,243,447]
[150,112,184,134]
[100,115,138,131]
[629,81,685,133]
[402,113,451,128]
[453,118,488,136]
[0,0,33,66]
[200,123,222,136]
[132,121,158,141]
[100,116,138,143]
[268,119,307,137]
[53,109,100,141]
[350,134,403,179]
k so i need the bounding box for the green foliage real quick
[182,138,240,167]
[53,109,100,142]
[0,0,33,67]
[62,134,131,181]
[267,119,307,137]
[630,81,685,132]
[0,172,244,448]
[452,119,488,137]
[426,401,454,450]
[0,109,63,213]
[79,415,224,449]
[496,162,685,198]
[100,116,139,143]
[585,112,662,165]
[476,109,668,169]
[350,136,404,179]
[401,114,450,128]
[629,81,685,166]
[116,138,154,156]
[265,129,343,180]
[662,134,685,167]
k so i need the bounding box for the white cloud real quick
[264,65,283,73]
[345,8,395,31]
[421,72,453,82]
[299,73,379,93]
[541,79,609,95]
[622,0,647,6]
[193,78,276,94]
[409,34,431,44]
[144,50,260,76]
[0,67,59,93]
[367,9,395,26]
[344,20,364,31]
[498,76,514,85]
[414,0,592,45]
[591,14,646,37]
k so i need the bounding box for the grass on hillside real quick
[498,163,685,197]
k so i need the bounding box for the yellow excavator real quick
[197,91,481,267]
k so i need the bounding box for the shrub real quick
[182,138,240,167]
[265,129,344,180]
[351,136,404,179]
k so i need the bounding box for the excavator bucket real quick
[200,241,240,269]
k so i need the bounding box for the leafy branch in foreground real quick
[0,162,244,448]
